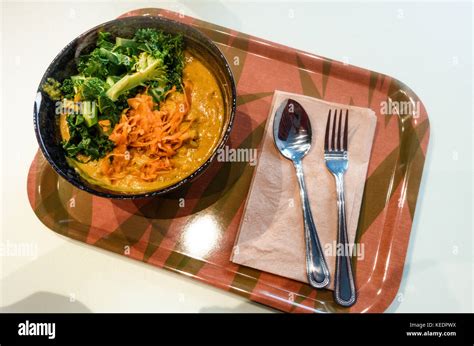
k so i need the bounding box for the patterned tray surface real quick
[27,8,430,313]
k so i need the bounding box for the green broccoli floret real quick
[60,78,75,99]
[105,52,166,101]
[42,78,62,100]
[133,29,185,89]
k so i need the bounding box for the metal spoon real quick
[273,98,330,288]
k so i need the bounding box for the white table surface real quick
[1,0,472,313]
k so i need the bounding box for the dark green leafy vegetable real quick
[133,28,185,91]
[80,77,107,100]
[98,48,133,70]
[62,113,114,160]
[41,28,186,161]
[96,31,114,50]
[115,37,140,56]
[77,49,110,79]
[81,101,98,127]
[60,78,75,99]
[97,93,129,125]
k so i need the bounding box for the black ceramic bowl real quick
[34,16,236,199]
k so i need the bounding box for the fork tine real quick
[343,109,349,151]
[324,110,331,151]
[337,109,343,151]
[331,110,337,151]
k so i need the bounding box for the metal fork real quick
[324,109,356,307]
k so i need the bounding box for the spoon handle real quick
[293,160,330,288]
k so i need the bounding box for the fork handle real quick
[294,160,330,289]
[333,173,356,307]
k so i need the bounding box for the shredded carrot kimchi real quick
[101,83,195,182]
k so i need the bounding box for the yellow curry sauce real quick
[60,52,224,193]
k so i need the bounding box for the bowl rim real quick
[33,15,237,200]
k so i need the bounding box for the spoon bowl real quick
[274,99,312,161]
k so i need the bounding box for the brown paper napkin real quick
[231,90,377,290]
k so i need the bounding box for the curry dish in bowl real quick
[59,52,224,193]
[35,16,235,198]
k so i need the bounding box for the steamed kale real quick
[75,77,107,101]
[62,113,114,160]
[42,28,185,161]
[133,28,185,90]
